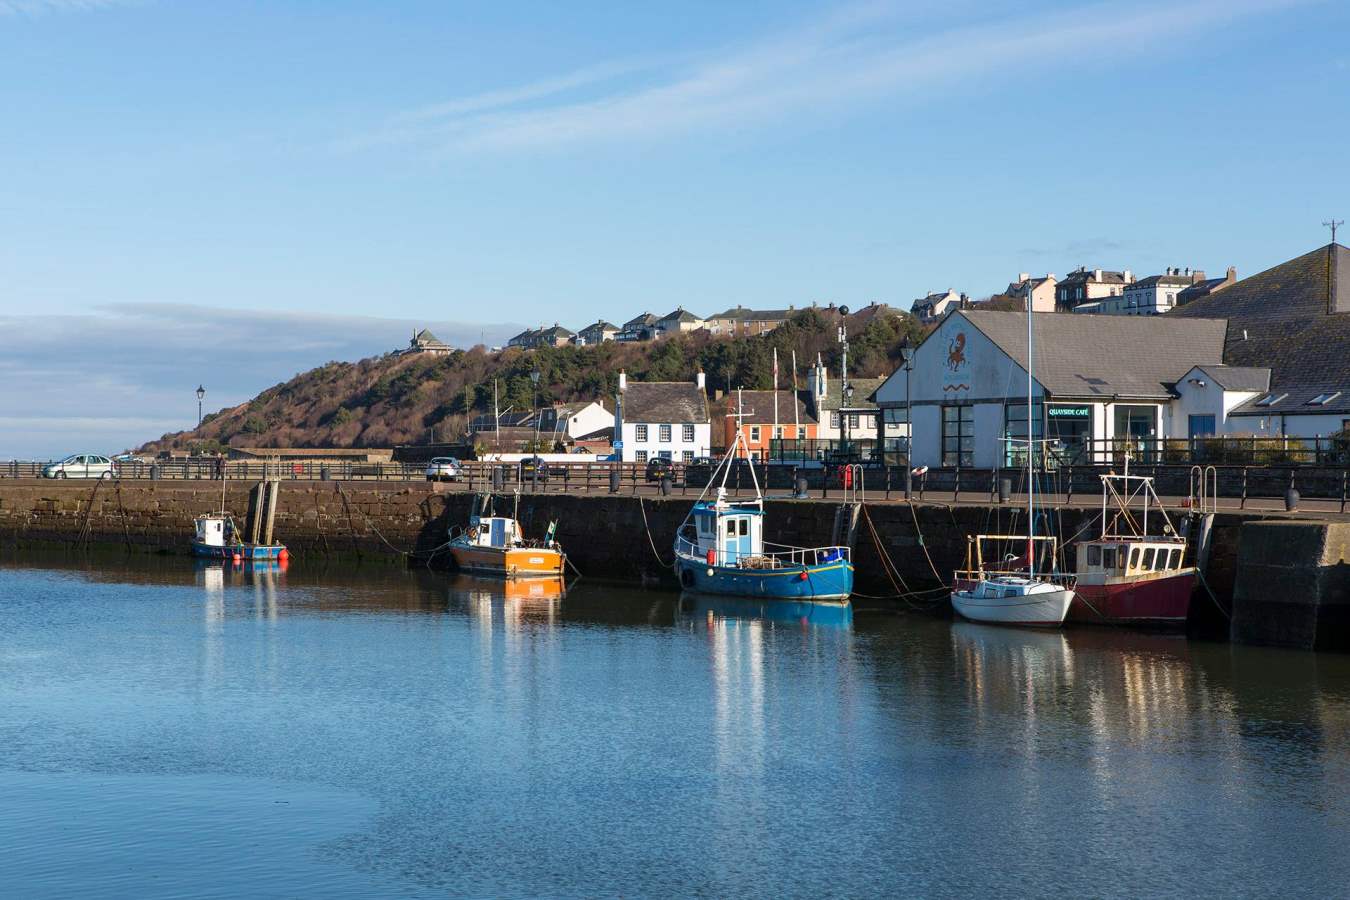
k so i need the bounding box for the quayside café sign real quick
[1048,405,1091,420]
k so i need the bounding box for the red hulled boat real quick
[1068,469,1195,628]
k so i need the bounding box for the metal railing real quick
[1032,436,1350,468]
[674,536,850,568]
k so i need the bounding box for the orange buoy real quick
[706,548,716,566]
[278,548,289,562]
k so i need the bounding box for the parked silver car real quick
[425,457,462,482]
[42,454,115,479]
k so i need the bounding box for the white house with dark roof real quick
[873,309,1230,467]
[1167,365,1270,437]
[403,328,453,355]
[614,371,711,462]
[911,289,964,324]
[576,321,619,345]
[617,312,659,342]
[654,307,705,338]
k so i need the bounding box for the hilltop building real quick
[617,313,660,342]
[911,289,965,324]
[705,306,795,337]
[655,307,706,338]
[403,329,453,355]
[614,371,711,463]
[1091,268,1198,316]
[1055,267,1135,312]
[576,321,619,345]
[1177,266,1238,306]
[996,274,1058,313]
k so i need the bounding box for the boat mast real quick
[1027,298,1035,580]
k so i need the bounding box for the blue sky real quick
[1,0,1346,457]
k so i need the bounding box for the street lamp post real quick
[196,385,206,428]
[899,337,914,500]
[530,369,542,447]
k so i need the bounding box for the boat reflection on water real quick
[456,574,567,627]
[679,593,853,629]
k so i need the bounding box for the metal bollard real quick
[660,475,672,496]
[794,470,808,500]
[320,466,330,482]
[999,477,1011,504]
[1285,488,1299,512]
[150,464,161,481]
[609,467,621,493]
[492,466,505,491]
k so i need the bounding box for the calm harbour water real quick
[2,554,1348,898]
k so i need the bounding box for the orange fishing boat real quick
[448,494,565,579]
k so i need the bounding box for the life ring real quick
[680,568,695,588]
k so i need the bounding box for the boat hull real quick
[675,556,853,602]
[449,542,565,578]
[1069,570,1196,627]
[191,541,285,560]
[951,583,1074,627]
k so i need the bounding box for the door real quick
[736,518,752,558]
[490,518,507,547]
[1188,415,1216,438]
[722,517,746,564]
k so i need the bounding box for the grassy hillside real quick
[142,307,921,453]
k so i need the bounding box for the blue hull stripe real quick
[191,542,285,560]
[675,558,853,601]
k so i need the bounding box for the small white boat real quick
[950,303,1073,627]
[952,575,1074,627]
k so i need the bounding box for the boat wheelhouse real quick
[1069,470,1195,626]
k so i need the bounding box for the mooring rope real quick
[637,496,675,569]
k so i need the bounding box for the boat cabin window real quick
[1102,547,1118,571]
[1141,548,1157,570]
[738,519,749,537]
[1129,547,1141,571]
[697,516,712,537]
[1168,548,1182,570]
[1087,545,1101,567]
[725,520,735,537]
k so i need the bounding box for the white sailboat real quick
[951,304,1075,627]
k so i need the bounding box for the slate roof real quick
[659,307,703,323]
[537,324,575,339]
[1171,243,1350,416]
[623,312,659,328]
[622,381,709,423]
[708,306,794,321]
[959,310,1228,399]
[816,377,883,412]
[1193,365,1270,393]
[413,328,443,343]
[1059,267,1132,286]
[581,320,618,332]
[1130,274,1194,289]
[1177,276,1230,305]
[725,390,817,425]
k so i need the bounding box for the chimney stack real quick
[1191,269,1205,284]
[1018,272,1030,283]
[1227,266,1237,282]
[1094,268,1103,281]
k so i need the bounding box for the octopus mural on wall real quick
[943,330,970,392]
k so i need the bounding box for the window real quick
[1188,415,1216,438]
[1087,545,1101,567]
[1142,548,1157,570]
[1309,392,1342,406]
[682,451,693,463]
[658,451,672,460]
[738,519,749,536]
[726,520,735,536]
[1129,547,1141,571]
[941,404,974,468]
[1254,393,1288,407]
[682,424,695,442]
[797,427,806,440]
[749,426,761,442]
[774,426,783,439]
[659,424,672,442]
[635,424,649,441]
[830,412,841,429]
[635,450,648,462]
[848,413,860,429]
[1004,401,1045,466]
[1169,548,1183,570]
[1102,547,1117,570]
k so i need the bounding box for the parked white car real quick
[425,457,462,482]
[42,454,115,479]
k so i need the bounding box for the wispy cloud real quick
[0,0,128,15]
[346,0,1312,155]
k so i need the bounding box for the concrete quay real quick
[0,477,1346,650]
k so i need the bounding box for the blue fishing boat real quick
[191,514,288,561]
[673,422,853,603]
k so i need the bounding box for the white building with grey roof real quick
[613,371,711,463]
[874,308,1229,468]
